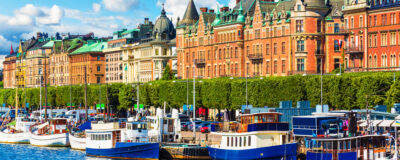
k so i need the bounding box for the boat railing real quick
[210,122,241,132]
[211,122,289,132]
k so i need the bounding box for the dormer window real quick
[297,4,301,11]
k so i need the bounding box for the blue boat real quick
[85,122,159,160]
[208,112,298,160]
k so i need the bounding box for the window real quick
[97,56,101,61]
[334,40,340,51]
[282,60,286,73]
[317,19,322,32]
[235,48,238,58]
[297,40,304,52]
[266,44,270,55]
[274,61,278,74]
[334,59,340,69]
[390,32,396,45]
[359,16,363,28]
[374,16,377,26]
[369,16,372,27]
[97,77,101,84]
[235,137,238,147]
[227,137,229,146]
[381,33,388,46]
[282,42,286,54]
[350,18,354,29]
[296,20,304,33]
[244,137,246,147]
[266,62,270,74]
[374,55,377,67]
[334,23,340,33]
[255,29,260,39]
[274,27,277,37]
[239,137,242,147]
[297,4,301,11]
[369,55,372,68]
[97,65,101,72]
[274,43,277,55]
[231,137,234,146]
[282,26,285,36]
[246,46,250,56]
[297,59,305,71]
[248,136,251,146]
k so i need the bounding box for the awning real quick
[359,121,368,127]
[36,122,49,130]
[371,120,383,126]
[392,120,400,127]
[6,120,16,126]
[378,120,394,127]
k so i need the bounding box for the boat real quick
[0,117,35,144]
[69,120,92,150]
[147,108,181,142]
[29,118,70,147]
[123,120,149,142]
[305,135,392,160]
[85,122,160,159]
[207,112,297,160]
[161,143,211,160]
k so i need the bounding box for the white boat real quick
[69,133,86,150]
[147,108,181,142]
[29,118,70,147]
[0,117,35,144]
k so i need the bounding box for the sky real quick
[0,0,237,55]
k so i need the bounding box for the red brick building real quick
[177,0,347,79]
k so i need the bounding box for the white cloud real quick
[102,0,139,12]
[93,3,101,13]
[0,35,17,53]
[160,0,222,25]
[228,0,236,9]
[36,5,64,25]
[7,4,64,26]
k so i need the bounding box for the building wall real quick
[49,52,70,86]
[69,52,105,85]
[177,0,345,79]
[105,49,123,83]
[25,48,51,88]
[3,56,16,88]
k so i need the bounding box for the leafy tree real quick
[161,65,174,80]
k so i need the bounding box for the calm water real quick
[0,143,113,160]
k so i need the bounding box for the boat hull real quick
[0,131,29,144]
[29,133,69,147]
[207,143,297,160]
[161,143,211,159]
[69,133,86,150]
[86,142,160,160]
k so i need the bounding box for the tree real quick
[161,65,174,80]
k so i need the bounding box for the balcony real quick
[345,67,366,73]
[346,45,364,54]
[128,55,134,60]
[195,59,206,67]
[333,28,349,34]
[248,54,263,60]
[253,72,262,76]
[288,70,318,75]
[315,50,324,56]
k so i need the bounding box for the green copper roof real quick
[212,7,221,26]
[70,41,107,55]
[121,28,139,35]
[237,1,245,23]
[42,40,54,48]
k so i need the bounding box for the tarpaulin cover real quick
[78,120,91,131]
[6,120,16,126]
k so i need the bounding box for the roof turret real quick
[179,0,199,27]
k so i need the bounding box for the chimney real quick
[220,7,229,12]
[200,7,208,13]
[36,32,42,39]
[209,9,214,13]
[236,0,241,4]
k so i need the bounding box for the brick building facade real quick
[3,53,16,88]
[177,0,347,79]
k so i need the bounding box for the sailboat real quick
[69,120,91,150]
[0,117,35,144]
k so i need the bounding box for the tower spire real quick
[179,0,199,27]
[161,3,166,17]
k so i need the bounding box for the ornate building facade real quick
[3,52,16,88]
[69,40,107,85]
[177,0,347,79]
[49,39,83,86]
[122,7,177,83]
[25,40,53,88]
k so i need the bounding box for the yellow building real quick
[25,40,53,88]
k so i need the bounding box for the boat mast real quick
[193,59,196,142]
[84,65,88,121]
[44,54,48,121]
[15,82,18,118]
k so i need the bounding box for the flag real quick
[10,44,14,55]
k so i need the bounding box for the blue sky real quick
[0,0,235,55]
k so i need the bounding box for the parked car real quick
[200,122,213,133]
[188,121,203,131]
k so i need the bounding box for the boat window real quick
[108,134,111,140]
[102,135,105,140]
[231,137,233,147]
[132,124,138,130]
[244,137,246,147]
[254,116,258,123]
[91,134,93,140]
[127,124,131,130]
[235,137,238,147]
[227,137,229,147]
[240,137,242,147]
[248,136,251,146]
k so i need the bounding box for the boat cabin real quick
[305,135,389,160]
[86,129,121,149]
[147,116,181,142]
[49,118,68,134]
[125,121,148,142]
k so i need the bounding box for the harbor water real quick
[0,143,113,160]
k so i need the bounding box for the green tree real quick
[161,65,174,80]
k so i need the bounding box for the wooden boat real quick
[29,118,69,147]
[0,117,35,144]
